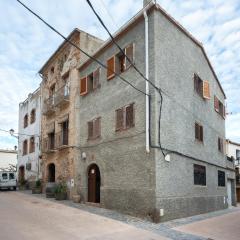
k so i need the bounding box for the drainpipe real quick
[144,10,150,154]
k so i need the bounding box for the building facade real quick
[18,88,41,187]
[39,29,103,196]
[0,149,17,171]
[76,1,236,221]
[226,139,240,202]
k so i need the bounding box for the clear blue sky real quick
[0,0,239,149]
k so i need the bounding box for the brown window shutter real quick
[116,108,123,131]
[93,68,100,90]
[126,104,134,128]
[195,123,199,140]
[125,43,134,69]
[223,105,226,119]
[203,81,210,99]
[88,121,93,139]
[80,76,88,95]
[94,118,101,138]
[214,96,219,112]
[107,56,115,80]
[200,125,203,142]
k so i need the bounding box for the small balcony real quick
[54,84,70,107]
[42,135,56,153]
[55,131,69,149]
[43,96,55,116]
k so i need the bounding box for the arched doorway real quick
[18,166,25,182]
[88,164,100,203]
[48,163,55,182]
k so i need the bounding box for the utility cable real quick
[86,0,166,157]
[16,0,147,97]
[86,0,162,93]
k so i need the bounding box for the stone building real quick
[76,1,235,221]
[39,29,103,196]
[226,139,240,202]
[18,88,41,187]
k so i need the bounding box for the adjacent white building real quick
[226,139,240,202]
[0,149,17,171]
[18,88,41,186]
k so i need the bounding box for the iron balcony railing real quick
[42,84,70,115]
[55,131,69,148]
[54,84,70,107]
[42,135,56,153]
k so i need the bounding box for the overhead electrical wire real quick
[86,0,166,157]
[16,0,147,97]
[0,128,40,138]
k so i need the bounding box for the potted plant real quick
[55,181,67,200]
[18,179,27,190]
[32,179,42,194]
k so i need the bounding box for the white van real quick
[0,171,17,190]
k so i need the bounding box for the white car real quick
[0,171,17,190]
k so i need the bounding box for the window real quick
[48,132,55,150]
[194,164,206,185]
[26,163,31,171]
[29,137,35,153]
[2,173,8,180]
[80,68,100,96]
[61,120,69,145]
[9,173,15,180]
[30,109,36,124]
[116,103,135,131]
[236,149,240,160]
[24,114,28,128]
[88,117,101,140]
[107,43,134,80]
[218,170,225,187]
[23,140,28,155]
[194,74,210,99]
[195,122,203,142]
[214,96,225,119]
[50,66,54,74]
[218,137,224,153]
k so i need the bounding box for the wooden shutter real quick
[94,118,101,138]
[116,108,123,131]
[223,105,226,119]
[203,81,210,99]
[126,104,134,128]
[93,68,100,89]
[125,43,134,69]
[80,76,88,95]
[214,96,219,112]
[88,121,93,139]
[200,125,203,142]
[107,56,115,80]
[195,123,199,140]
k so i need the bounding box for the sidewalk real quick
[21,190,240,240]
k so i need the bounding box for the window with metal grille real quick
[29,137,35,153]
[88,117,101,140]
[195,122,203,142]
[116,103,134,131]
[23,140,28,155]
[30,109,36,124]
[24,114,28,128]
[218,170,225,187]
[194,164,206,185]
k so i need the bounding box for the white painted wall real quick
[226,140,240,168]
[0,150,17,170]
[18,88,41,181]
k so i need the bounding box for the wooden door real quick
[88,164,100,203]
[237,188,240,202]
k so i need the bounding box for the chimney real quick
[143,0,152,7]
